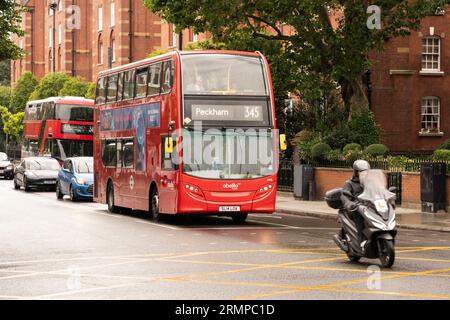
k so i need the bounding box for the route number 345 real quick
[244,106,260,119]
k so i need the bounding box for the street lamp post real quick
[49,2,57,73]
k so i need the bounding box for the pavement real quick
[1,179,450,300]
[276,193,450,233]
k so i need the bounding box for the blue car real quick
[56,157,94,201]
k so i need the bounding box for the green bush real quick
[326,149,342,161]
[311,142,331,160]
[292,130,321,163]
[348,107,380,147]
[343,143,362,155]
[364,144,389,157]
[323,127,359,150]
[438,139,450,150]
[29,72,72,100]
[432,149,450,161]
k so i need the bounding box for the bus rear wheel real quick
[232,213,248,224]
[107,183,119,213]
[150,188,162,221]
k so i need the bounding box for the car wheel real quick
[56,182,64,200]
[13,177,20,190]
[69,185,77,202]
[24,177,31,192]
[107,183,119,213]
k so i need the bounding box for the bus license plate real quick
[219,206,240,212]
[44,181,54,184]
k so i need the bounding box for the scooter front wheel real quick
[347,254,361,262]
[378,239,395,268]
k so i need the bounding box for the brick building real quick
[11,0,202,84]
[370,7,450,153]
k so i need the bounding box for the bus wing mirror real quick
[165,137,174,154]
[279,134,287,151]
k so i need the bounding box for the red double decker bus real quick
[93,51,286,223]
[22,97,94,161]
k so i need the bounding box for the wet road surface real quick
[0,179,449,300]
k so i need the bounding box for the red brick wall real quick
[314,168,353,199]
[370,8,450,153]
[314,168,449,209]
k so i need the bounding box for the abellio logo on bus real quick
[223,183,241,190]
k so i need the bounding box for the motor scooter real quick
[325,169,397,268]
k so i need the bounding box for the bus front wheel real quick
[107,183,119,213]
[232,213,248,224]
[150,188,162,221]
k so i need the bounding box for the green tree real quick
[29,72,71,100]
[0,1,25,60]
[59,76,91,97]
[2,111,24,141]
[85,82,96,100]
[0,85,11,109]
[145,0,449,113]
[0,60,11,86]
[10,72,38,113]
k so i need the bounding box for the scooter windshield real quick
[358,169,395,202]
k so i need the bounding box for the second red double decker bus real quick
[22,96,94,161]
[94,50,286,223]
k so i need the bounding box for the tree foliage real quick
[0,60,11,86]
[145,0,449,112]
[0,1,25,60]
[59,77,92,97]
[10,72,38,113]
[0,106,23,140]
[0,85,11,109]
[29,73,72,101]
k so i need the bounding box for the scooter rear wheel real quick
[378,239,395,268]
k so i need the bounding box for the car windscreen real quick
[27,159,60,171]
[76,159,93,173]
[0,153,7,161]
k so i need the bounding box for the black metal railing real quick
[277,159,294,192]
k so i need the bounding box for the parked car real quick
[56,157,94,201]
[14,157,61,191]
[0,152,14,180]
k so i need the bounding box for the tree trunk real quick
[340,76,369,119]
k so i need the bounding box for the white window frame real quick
[98,6,103,31]
[49,27,53,48]
[111,39,116,62]
[99,42,104,65]
[110,1,115,27]
[58,23,62,45]
[58,0,62,12]
[172,25,177,47]
[421,36,441,72]
[421,96,441,133]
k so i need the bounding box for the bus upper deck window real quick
[107,75,118,103]
[147,63,161,96]
[123,70,135,100]
[96,77,106,104]
[135,68,148,98]
[161,61,174,94]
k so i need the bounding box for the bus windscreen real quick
[181,54,268,96]
[55,104,93,122]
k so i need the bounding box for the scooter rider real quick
[334,160,371,246]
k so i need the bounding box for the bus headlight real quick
[184,183,204,198]
[255,184,273,197]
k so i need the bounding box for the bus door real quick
[159,135,178,213]
[119,138,135,209]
